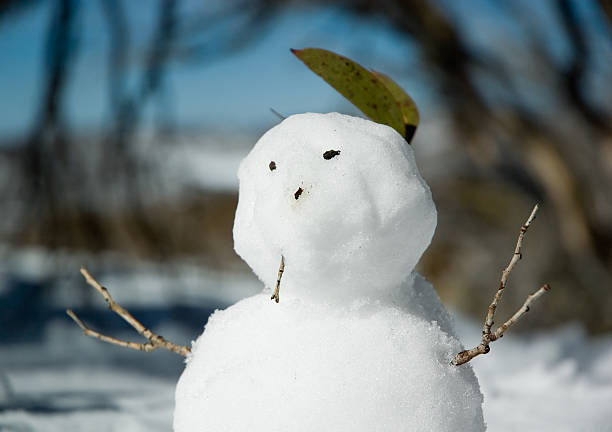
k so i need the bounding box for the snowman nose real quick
[294,187,304,200]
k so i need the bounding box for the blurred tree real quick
[254,0,612,332]
[0,0,611,331]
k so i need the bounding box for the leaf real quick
[291,47,419,143]
[371,71,419,143]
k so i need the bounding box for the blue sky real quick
[1,0,608,139]
[0,1,422,138]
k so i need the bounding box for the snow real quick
[175,113,482,431]
[0,317,182,432]
[1,368,173,432]
[1,284,612,431]
[233,113,436,301]
[0,244,261,308]
[159,133,251,193]
[454,316,612,431]
[174,290,484,432]
[2,113,612,430]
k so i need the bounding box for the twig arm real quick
[483,204,539,335]
[493,284,551,340]
[452,344,490,367]
[67,268,191,357]
[453,205,551,366]
[67,309,158,352]
[79,268,151,338]
[452,283,551,365]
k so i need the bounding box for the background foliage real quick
[1,0,612,333]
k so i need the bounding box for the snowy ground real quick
[455,317,612,431]
[1,253,612,431]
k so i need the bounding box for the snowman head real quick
[233,113,436,301]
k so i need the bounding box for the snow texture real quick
[3,304,612,432]
[233,112,437,301]
[1,247,611,432]
[174,291,485,432]
[175,113,483,431]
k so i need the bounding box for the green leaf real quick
[371,71,419,142]
[291,47,419,143]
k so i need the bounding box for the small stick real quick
[67,268,191,357]
[483,204,539,336]
[492,283,551,340]
[271,255,285,303]
[270,107,286,120]
[452,205,551,366]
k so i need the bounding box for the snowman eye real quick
[269,161,277,171]
[323,150,340,160]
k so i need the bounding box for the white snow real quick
[0,244,261,308]
[233,112,437,301]
[454,316,612,431]
[4,114,612,431]
[1,271,612,432]
[174,289,484,432]
[0,318,183,432]
[159,133,251,193]
[175,113,482,431]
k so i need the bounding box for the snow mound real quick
[175,113,481,431]
[174,293,484,432]
[233,112,436,301]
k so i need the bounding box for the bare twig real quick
[453,205,551,366]
[67,267,191,357]
[270,107,286,120]
[492,283,551,339]
[271,255,285,303]
[483,204,539,336]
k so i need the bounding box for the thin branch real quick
[483,204,539,335]
[67,267,191,357]
[271,255,285,303]
[453,205,551,366]
[269,107,286,120]
[493,283,551,340]
[67,309,158,352]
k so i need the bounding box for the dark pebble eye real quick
[269,161,276,171]
[323,149,340,160]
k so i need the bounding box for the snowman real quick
[174,113,485,431]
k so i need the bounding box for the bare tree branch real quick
[67,267,191,357]
[483,204,539,336]
[453,205,551,366]
[492,283,551,340]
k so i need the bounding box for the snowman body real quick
[174,113,485,431]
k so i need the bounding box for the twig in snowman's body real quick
[271,255,285,303]
[452,205,551,366]
[66,267,191,357]
[453,283,551,365]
